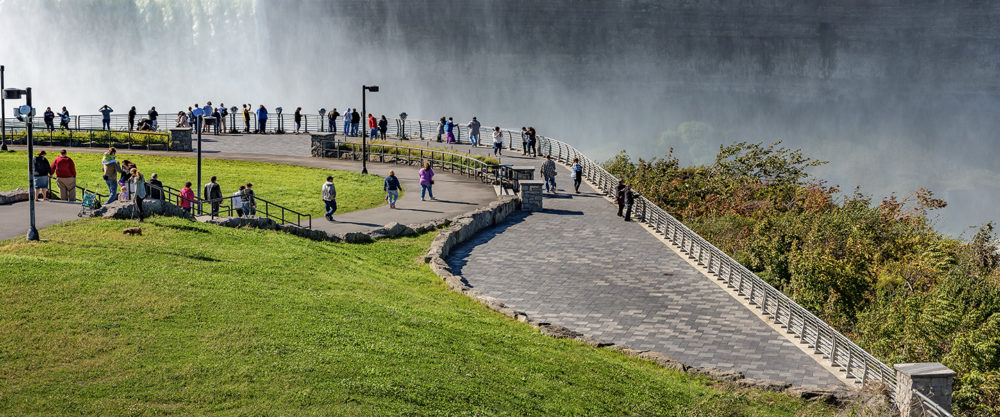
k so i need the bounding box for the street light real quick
[361,85,379,174]
[318,108,326,132]
[3,87,38,241]
[1,65,6,151]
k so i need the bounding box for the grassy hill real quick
[0,217,840,416]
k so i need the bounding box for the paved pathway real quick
[0,200,86,242]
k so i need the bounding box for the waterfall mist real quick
[1,0,997,235]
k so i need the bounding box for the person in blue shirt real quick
[383,170,403,209]
[342,107,351,136]
[192,104,205,134]
[446,117,456,143]
[98,105,114,130]
[257,105,268,133]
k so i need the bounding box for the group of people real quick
[200,176,257,218]
[31,149,77,201]
[42,106,161,132]
[176,101,231,134]
[100,147,159,221]
[40,107,72,133]
[321,161,435,221]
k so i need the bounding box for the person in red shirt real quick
[368,114,378,141]
[50,149,77,201]
[179,181,196,215]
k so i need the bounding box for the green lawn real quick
[0,150,386,217]
[0,218,840,416]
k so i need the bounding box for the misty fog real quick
[0,0,997,235]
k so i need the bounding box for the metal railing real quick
[152,183,312,229]
[43,182,107,203]
[317,140,505,186]
[3,119,170,149]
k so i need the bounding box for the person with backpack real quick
[467,117,481,147]
[59,107,71,132]
[98,105,114,130]
[219,103,228,133]
[204,176,223,216]
[33,150,52,201]
[322,176,337,221]
[384,170,403,209]
[541,154,557,194]
[128,106,137,131]
[571,158,583,193]
[378,115,388,140]
[43,107,55,133]
[50,149,77,201]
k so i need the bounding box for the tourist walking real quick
[294,107,303,133]
[128,106,137,131]
[322,176,337,221]
[204,176,222,216]
[350,109,361,136]
[492,126,503,156]
[467,117,481,147]
[616,180,626,217]
[328,108,339,133]
[527,127,538,157]
[244,183,256,216]
[33,150,51,201]
[257,105,268,133]
[418,161,435,201]
[99,105,114,130]
[571,157,583,193]
[378,115,388,139]
[520,127,528,155]
[129,168,147,222]
[384,170,402,209]
[446,117,456,143]
[242,104,251,133]
[43,107,55,133]
[176,111,190,128]
[541,154,557,194]
[50,149,77,201]
[343,108,352,135]
[623,184,635,222]
[102,147,123,204]
[148,173,163,200]
[148,106,159,131]
[437,117,445,142]
[59,107,71,132]
[179,181,195,214]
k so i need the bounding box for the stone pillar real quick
[168,128,192,151]
[894,362,956,416]
[310,133,337,157]
[519,180,543,211]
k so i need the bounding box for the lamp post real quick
[361,85,379,174]
[4,87,37,240]
[196,112,203,210]
[1,65,6,151]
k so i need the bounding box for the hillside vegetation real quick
[604,142,1000,417]
[0,217,840,416]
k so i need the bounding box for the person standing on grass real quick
[418,161,435,201]
[520,127,528,155]
[623,183,636,222]
[322,176,337,221]
[59,107,71,132]
[343,108,351,136]
[350,109,361,137]
[101,147,123,204]
[148,173,163,200]
[128,106,137,131]
[50,149,77,201]
[616,180,626,217]
[446,117,456,143]
[541,154,557,194]
[528,127,538,157]
[204,176,222,216]
[294,107,303,133]
[148,106,159,131]
[32,150,52,201]
[179,181,195,214]
[129,168,147,222]
[328,108,339,134]
[384,170,402,209]
[571,158,583,193]
[43,107,55,133]
[99,105,114,130]
[257,105,268,134]
[467,117,481,147]
[242,104,251,133]
[244,183,257,216]
[492,126,503,156]
[379,115,388,140]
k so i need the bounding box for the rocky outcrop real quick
[92,199,194,220]
[0,188,30,205]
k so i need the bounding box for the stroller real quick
[77,189,102,217]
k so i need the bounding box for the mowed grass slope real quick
[0,218,840,416]
[0,150,386,217]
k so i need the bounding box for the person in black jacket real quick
[128,106,137,131]
[33,150,52,201]
[204,176,223,216]
[294,107,303,133]
[148,173,164,200]
[350,109,361,136]
[616,180,627,217]
[43,107,55,133]
[623,184,636,222]
[378,115,388,139]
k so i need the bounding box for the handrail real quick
[317,140,505,186]
[154,183,312,229]
[3,120,170,150]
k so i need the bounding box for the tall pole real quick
[361,85,368,174]
[196,116,203,209]
[25,87,38,241]
[1,65,6,151]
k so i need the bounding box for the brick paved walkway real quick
[447,162,844,388]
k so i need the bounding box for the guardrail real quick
[153,183,312,229]
[2,121,170,149]
[317,140,507,186]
